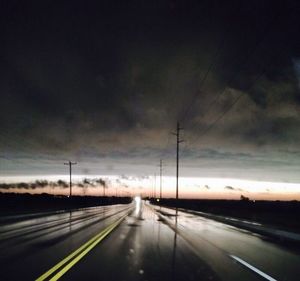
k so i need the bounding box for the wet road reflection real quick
[62,201,221,281]
[153,204,300,281]
[171,209,178,280]
[1,200,299,281]
[0,204,133,280]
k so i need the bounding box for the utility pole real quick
[64,161,77,197]
[172,122,184,203]
[159,159,163,199]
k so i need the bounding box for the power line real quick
[178,3,246,125]
[185,47,285,149]
[159,7,242,163]
[181,7,282,136]
[179,37,225,124]
[159,128,173,159]
[181,19,292,159]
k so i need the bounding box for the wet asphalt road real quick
[0,200,300,280]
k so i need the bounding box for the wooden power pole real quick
[64,161,77,197]
[172,122,183,203]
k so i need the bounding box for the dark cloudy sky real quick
[1,0,300,184]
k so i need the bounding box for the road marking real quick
[36,224,115,281]
[230,255,277,281]
[36,213,128,281]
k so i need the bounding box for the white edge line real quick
[230,255,277,281]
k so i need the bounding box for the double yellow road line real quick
[36,212,129,281]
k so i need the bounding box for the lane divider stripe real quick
[36,212,129,281]
[49,218,123,281]
[230,255,277,281]
[36,223,114,281]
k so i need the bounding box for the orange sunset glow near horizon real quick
[1,175,300,201]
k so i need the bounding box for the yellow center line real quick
[36,212,129,281]
[36,225,113,281]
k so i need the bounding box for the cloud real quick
[35,180,49,188]
[115,178,130,189]
[95,178,107,188]
[0,179,61,190]
[195,184,210,190]
[1,1,300,184]
[183,148,253,160]
[225,186,235,190]
[83,178,93,186]
[0,177,111,192]
[224,185,244,192]
[79,178,110,189]
[56,180,69,188]
[0,182,31,190]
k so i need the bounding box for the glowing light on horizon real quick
[0,175,300,200]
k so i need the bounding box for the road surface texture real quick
[0,199,299,280]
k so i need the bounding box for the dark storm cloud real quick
[182,148,253,160]
[0,177,109,191]
[0,179,53,190]
[95,178,107,188]
[224,186,244,192]
[57,180,68,188]
[83,178,93,186]
[196,184,210,190]
[81,178,109,188]
[1,0,300,181]
[115,178,130,189]
[119,174,150,181]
